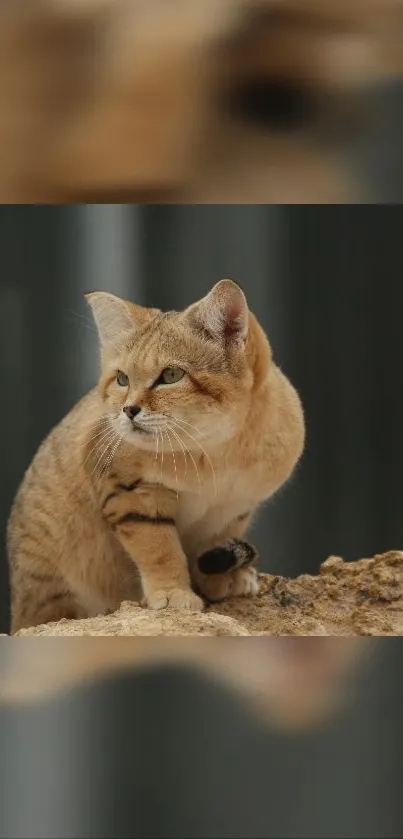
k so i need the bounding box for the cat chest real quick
[175,472,257,537]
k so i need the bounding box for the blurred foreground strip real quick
[0,637,368,729]
[0,0,403,202]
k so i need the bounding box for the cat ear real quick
[84,291,138,346]
[188,279,249,347]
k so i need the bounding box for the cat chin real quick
[123,429,155,451]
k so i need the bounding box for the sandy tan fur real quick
[7,280,305,633]
[0,0,402,203]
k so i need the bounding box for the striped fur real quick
[7,280,305,632]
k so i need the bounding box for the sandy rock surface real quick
[12,551,403,636]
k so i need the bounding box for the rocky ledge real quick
[13,551,403,636]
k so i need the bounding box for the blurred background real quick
[1,0,403,203]
[1,204,403,633]
[2,4,403,834]
[1,636,403,838]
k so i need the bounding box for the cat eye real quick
[116,371,129,387]
[159,367,185,385]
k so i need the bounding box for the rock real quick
[14,599,249,637]
[10,550,403,637]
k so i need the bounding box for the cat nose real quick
[123,404,141,420]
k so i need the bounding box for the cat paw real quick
[146,587,204,612]
[195,540,260,602]
[196,565,260,602]
[198,539,257,575]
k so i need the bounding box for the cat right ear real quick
[186,279,249,348]
[84,291,137,346]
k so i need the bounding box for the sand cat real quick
[7,279,305,632]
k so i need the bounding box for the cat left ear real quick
[85,291,138,346]
[188,279,249,347]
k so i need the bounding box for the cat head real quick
[86,279,267,452]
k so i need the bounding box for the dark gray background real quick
[1,205,403,632]
[1,641,403,838]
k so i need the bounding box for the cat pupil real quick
[162,367,184,384]
[117,371,129,387]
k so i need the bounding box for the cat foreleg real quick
[102,482,203,612]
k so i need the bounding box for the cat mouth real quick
[131,423,152,435]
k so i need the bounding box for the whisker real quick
[160,428,165,486]
[65,309,95,325]
[64,309,97,333]
[91,431,119,479]
[164,420,201,497]
[165,427,179,501]
[167,418,217,498]
[167,424,188,481]
[85,415,110,432]
[94,444,121,486]
[83,421,113,449]
[83,437,117,476]
[83,416,111,441]
[83,426,117,469]
[97,434,124,485]
[67,319,96,335]
[65,312,130,356]
[90,446,114,482]
[156,430,164,497]
[168,415,209,440]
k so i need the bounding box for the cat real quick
[7,279,305,633]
